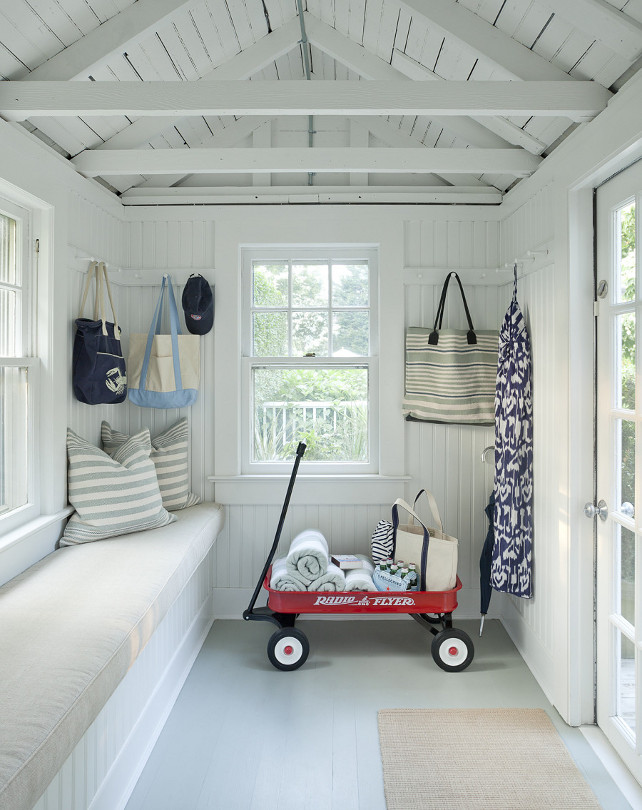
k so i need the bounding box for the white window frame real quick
[0,196,40,534]
[241,245,379,475]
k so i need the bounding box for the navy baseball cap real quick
[182,274,213,335]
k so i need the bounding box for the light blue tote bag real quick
[128,275,200,409]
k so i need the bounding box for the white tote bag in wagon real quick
[392,492,458,592]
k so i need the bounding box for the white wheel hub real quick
[274,636,303,665]
[439,638,468,667]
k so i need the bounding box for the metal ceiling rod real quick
[296,0,315,186]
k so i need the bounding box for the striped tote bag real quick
[402,272,499,426]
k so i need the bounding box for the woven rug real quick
[377,708,601,810]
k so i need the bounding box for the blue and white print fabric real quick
[492,272,533,598]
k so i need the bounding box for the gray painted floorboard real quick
[126,619,633,810]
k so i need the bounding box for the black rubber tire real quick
[267,627,310,671]
[431,628,474,672]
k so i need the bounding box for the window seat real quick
[0,502,224,810]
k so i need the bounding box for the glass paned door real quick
[596,163,642,783]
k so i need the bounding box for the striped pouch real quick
[402,272,498,426]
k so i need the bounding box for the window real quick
[242,247,378,473]
[0,198,38,529]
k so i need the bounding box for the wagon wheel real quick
[267,628,309,671]
[431,628,474,672]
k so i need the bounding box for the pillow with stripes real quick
[101,418,200,511]
[61,428,175,546]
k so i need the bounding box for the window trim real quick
[0,196,39,534]
[241,245,379,475]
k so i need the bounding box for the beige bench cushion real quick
[0,502,224,810]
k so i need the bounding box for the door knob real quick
[584,500,608,521]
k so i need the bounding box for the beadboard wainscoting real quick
[32,546,215,810]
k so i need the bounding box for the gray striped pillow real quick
[101,418,200,511]
[61,428,175,546]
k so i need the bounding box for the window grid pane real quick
[0,365,28,514]
[617,202,636,303]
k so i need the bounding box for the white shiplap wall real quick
[403,218,505,618]
[497,184,559,699]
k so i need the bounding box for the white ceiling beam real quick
[134,116,272,188]
[0,81,610,121]
[71,147,541,176]
[390,51,546,155]
[119,185,503,205]
[542,0,642,63]
[304,12,512,150]
[356,116,486,187]
[96,18,301,150]
[398,0,571,81]
[25,0,196,82]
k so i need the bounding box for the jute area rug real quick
[377,708,601,810]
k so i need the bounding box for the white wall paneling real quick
[32,547,215,810]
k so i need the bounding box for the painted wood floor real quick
[126,618,635,810]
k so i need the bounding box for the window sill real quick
[207,474,410,506]
[0,506,73,554]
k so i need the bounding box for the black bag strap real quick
[428,272,477,346]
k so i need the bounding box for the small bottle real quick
[408,563,418,590]
[379,559,389,573]
[398,567,409,587]
[389,563,399,577]
[396,560,405,570]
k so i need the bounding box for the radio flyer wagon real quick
[243,443,474,673]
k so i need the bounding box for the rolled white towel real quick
[308,562,346,592]
[270,557,307,591]
[345,567,377,592]
[287,529,329,583]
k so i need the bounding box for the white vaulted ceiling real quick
[0,0,640,205]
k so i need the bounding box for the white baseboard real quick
[580,725,642,809]
[213,586,503,621]
[89,593,215,810]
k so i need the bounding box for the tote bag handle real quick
[78,261,121,337]
[411,489,444,535]
[429,271,477,346]
[139,275,183,394]
[391,498,430,535]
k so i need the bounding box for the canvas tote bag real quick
[392,494,458,592]
[402,271,499,425]
[73,261,127,405]
[128,275,200,409]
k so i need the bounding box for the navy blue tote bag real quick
[73,262,127,405]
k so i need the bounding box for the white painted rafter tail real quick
[390,51,547,155]
[25,0,196,82]
[398,0,572,81]
[96,19,301,150]
[119,185,503,204]
[304,13,513,150]
[71,147,541,176]
[0,81,610,120]
[542,0,642,63]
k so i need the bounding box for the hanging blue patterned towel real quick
[492,271,533,599]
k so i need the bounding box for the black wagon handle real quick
[428,272,477,346]
[243,442,306,620]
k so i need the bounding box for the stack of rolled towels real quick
[270,529,376,592]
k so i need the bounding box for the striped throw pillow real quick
[61,428,175,546]
[101,418,200,511]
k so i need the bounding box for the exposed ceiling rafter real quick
[0,80,610,120]
[541,0,642,62]
[95,18,302,151]
[304,13,515,150]
[25,0,197,82]
[71,146,541,177]
[398,0,571,81]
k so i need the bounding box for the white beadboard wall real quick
[403,217,506,619]
[496,183,559,702]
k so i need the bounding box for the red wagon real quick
[243,444,474,672]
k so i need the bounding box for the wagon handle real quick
[243,442,306,620]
